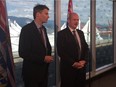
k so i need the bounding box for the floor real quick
[86,67,116,87]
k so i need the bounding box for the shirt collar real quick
[68,26,77,32]
[34,21,41,29]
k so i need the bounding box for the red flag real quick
[67,0,73,18]
[0,0,16,87]
[65,0,73,27]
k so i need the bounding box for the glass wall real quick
[6,0,55,87]
[96,0,113,69]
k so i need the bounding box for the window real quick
[96,0,113,69]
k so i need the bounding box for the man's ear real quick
[67,19,70,24]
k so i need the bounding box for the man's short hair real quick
[33,4,49,19]
[67,12,79,20]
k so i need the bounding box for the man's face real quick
[38,9,49,23]
[68,14,79,29]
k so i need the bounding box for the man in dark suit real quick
[18,4,53,87]
[57,12,89,87]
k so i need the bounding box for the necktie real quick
[39,27,46,47]
[72,30,81,58]
[73,31,81,48]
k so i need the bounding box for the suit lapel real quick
[31,21,46,46]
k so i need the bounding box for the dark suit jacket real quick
[18,21,51,81]
[57,27,89,85]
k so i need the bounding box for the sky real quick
[6,0,113,25]
[6,0,54,20]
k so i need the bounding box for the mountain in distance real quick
[8,16,66,27]
[8,16,109,33]
[8,16,65,34]
[8,16,32,27]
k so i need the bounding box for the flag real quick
[0,0,16,87]
[61,0,73,30]
[66,0,73,27]
[67,0,73,18]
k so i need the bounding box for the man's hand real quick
[44,56,53,63]
[72,62,82,69]
[79,60,86,66]
[72,60,86,69]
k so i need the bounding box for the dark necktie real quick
[72,30,81,59]
[73,31,79,45]
[39,27,48,55]
[39,27,46,47]
[73,31,81,47]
